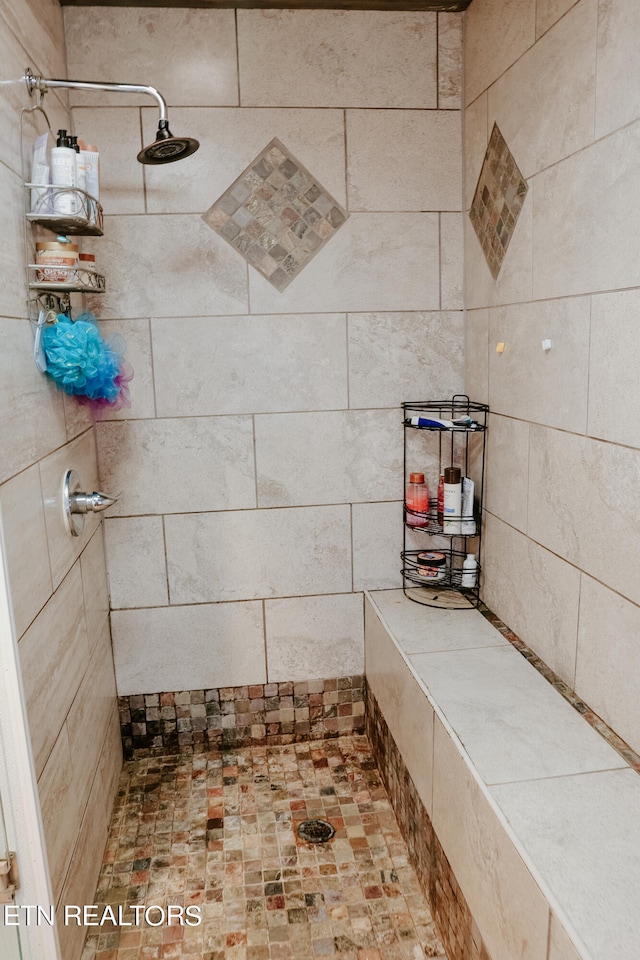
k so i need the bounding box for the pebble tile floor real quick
[81,735,446,960]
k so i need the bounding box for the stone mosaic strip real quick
[365,683,493,960]
[82,735,446,960]
[478,604,640,775]
[119,676,365,760]
[202,137,348,291]
[469,123,528,279]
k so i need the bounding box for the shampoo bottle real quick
[51,130,77,216]
[405,472,429,527]
[443,466,462,534]
[69,135,87,215]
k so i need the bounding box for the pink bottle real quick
[405,472,429,527]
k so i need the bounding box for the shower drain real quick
[297,819,335,844]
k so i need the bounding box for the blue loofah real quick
[42,312,131,406]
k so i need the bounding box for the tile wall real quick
[0,0,122,956]
[63,8,465,695]
[464,0,640,758]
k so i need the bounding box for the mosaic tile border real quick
[202,137,348,291]
[477,603,640,775]
[119,676,365,760]
[365,682,493,960]
[469,122,528,279]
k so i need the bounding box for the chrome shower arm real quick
[24,68,168,123]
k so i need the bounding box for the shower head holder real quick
[24,68,199,165]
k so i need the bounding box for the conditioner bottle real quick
[51,129,77,216]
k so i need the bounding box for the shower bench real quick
[364,588,640,960]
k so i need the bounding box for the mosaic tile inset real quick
[469,123,528,279]
[203,138,348,292]
[119,676,365,760]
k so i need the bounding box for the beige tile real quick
[255,410,401,507]
[104,516,168,609]
[432,715,549,960]
[143,106,346,213]
[548,913,583,960]
[365,595,434,815]
[465,192,533,309]
[66,620,117,809]
[438,12,463,108]
[249,213,440,322]
[237,10,437,108]
[80,524,110,653]
[0,166,30,321]
[347,110,461,212]
[165,506,352,603]
[352,501,403,592]
[38,429,101,590]
[465,308,489,404]
[576,575,640,757]
[19,563,90,778]
[595,0,640,138]
[0,463,52,638]
[94,705,123,831]
[348,311,463,411]
[532,122,640,300]
[588,289,640,448]
[492,768,640,960]
[63,385,95,443]
[0,23,65,178]
[63,7,238,106]
[56,748,113,960]
[464,92,489,211]
[111,601,266,695]
[58,705,122,957]
[83,214,248,319]
[96,416,256,517]
[488,298,590,432]
[265,594,363,682]
[488,0,596,178]
[441,212,464,310]
[483,514,581,687]
[367,589,508,657]
[464,0,536,106]
[536,0,580,37]
[153,314,347,417]
[94,319,155,421]
[412,643,621,785]
[485,414,529,532]
[528,424,640,606]
[69,107,145,215]
[0,0,67,81]
[37,726,82,902]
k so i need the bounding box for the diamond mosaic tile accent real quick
[469,123,528,279]
[203,138,348,292]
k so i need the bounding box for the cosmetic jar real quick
[416,550,446,581]
[35,241,78,283]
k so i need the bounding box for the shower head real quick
[137,119,199,164]
[24,69,199,165]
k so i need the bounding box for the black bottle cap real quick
[56,129,71,147]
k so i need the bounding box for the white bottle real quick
[461,553,478,588]
[70,136,87,216]
[443,466,462,535]
[50,130,77,216]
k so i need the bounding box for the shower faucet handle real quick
[62,469,118,537]
[68,489,117,515]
